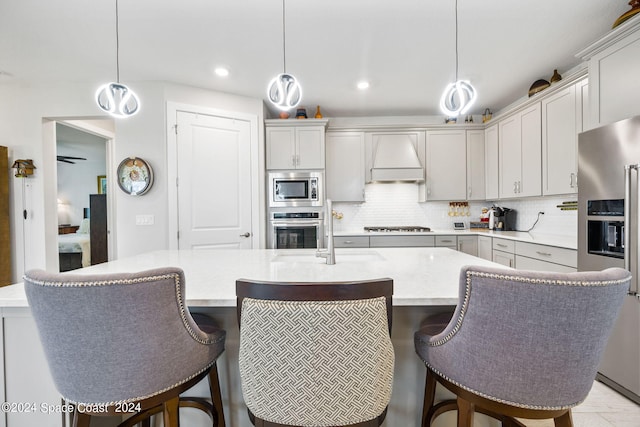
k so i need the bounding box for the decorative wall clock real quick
[116,157,154,195]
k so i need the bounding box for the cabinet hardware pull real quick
[442,240,453,243]
[344,240,353,244]
[497,243,508,248]
[536,251,552,256]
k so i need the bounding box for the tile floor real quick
[518,381,640,427]
[432,380,640,426]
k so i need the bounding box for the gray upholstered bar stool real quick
[24,267,226,427]
[236,278,395,427]
[414,265,631,427]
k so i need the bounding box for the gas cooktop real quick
[364,226,432,232]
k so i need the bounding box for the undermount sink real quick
[271,251,385,264]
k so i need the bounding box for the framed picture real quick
[97,175,107,194]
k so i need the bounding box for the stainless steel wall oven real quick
[268,211,324,249]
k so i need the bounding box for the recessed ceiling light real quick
[357,81,370,90]
[214,67,230,77]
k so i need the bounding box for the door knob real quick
[240,232,251,238]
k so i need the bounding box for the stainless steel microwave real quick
[268,171,323,207]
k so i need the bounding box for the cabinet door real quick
[426,130,467,200]
[498,114,521,198]
[457,235,478,256]
[587,29,640,127]
[484,124,499,200]
[466,130,485,201]
[477,236,492,260]
[326,132,365,202]
[519,103,542,197]
[266,127,296,169]
[296,127,325,169]
[542,85,578,195]
[492,250,515,268]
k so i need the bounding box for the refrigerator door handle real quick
[626,164,640,295]
[625,165,631,272]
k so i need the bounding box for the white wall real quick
[0,81,265,283]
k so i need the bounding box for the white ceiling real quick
[0,0,631,117]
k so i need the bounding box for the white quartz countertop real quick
[0,248,508,308]
[334,229,577,250]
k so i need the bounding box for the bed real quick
[58,218,90,271]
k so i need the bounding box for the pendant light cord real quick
[455,0,459,81]
[282,0,287,73]
[115,0,121,83]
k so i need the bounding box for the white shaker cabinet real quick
[466,130,485,201]
[578,17,640,128]
[484,124,499,200]
[325,132,365,202]
[425,130,467,200]
[541,79,587,196]
[498,103,542,199]
[457,235,478,256]
[492,238,515,268]
[477,235,492,260]
[266,119,328,170]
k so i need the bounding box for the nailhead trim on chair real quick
[62,359,218,408]
[416,269,631,411]
[25,272,224,407]
[24,273,224,345]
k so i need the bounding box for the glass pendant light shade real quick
[440,80,477,117]
[95,0,140,118]
[96,82,140,118]
[439,0,476,117]
[267,72,302,111]
[268,0,302,112]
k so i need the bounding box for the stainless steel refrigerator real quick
[578,115,640,404]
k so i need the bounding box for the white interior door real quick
[176,112,253,249]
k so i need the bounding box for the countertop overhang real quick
[0,247,508,308]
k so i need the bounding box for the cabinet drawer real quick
[435,235,457,247]
[369,235,435,247]
[515,242,577,268]
[492,238,515,253]
[515,255,577,273]
[334,236,370,248]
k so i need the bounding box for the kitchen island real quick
[0,247,506,427]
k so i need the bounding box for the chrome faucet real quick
[316,199,335,265]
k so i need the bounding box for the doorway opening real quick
[45,119,115,272]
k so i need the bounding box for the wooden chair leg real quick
[457,397,475,427]
[553,410,573,427]
[72,411,91,427]
[421,368,438,427]
[163,396,180,427]
[208,363,226,427]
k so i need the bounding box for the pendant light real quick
[95,0,140,118]
[439,0,476,117]
[267,0,302,111]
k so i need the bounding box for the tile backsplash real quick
[332,182,577,237]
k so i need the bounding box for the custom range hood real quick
[370,136,424,182]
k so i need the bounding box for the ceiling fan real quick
[57,155,87,164]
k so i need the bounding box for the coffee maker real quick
[490,207,517,231]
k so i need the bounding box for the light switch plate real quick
[136,214,155,226]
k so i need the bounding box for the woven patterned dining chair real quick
[414,265,631,427]
[236,278,395,427]
[24,267,226,427]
